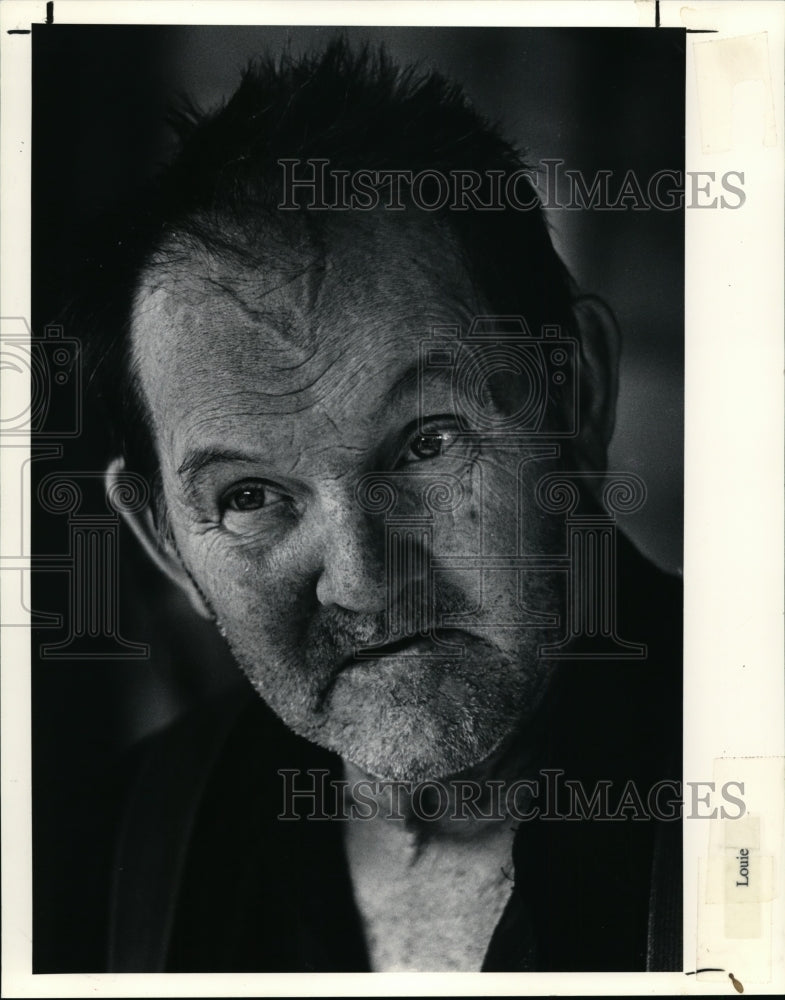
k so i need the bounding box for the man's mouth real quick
[338,628,468,670]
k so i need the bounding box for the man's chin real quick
[240,636,547,783]
[334,728,509,785]
[303,652,535,783]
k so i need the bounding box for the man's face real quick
[132,212,564,781]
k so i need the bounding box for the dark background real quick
[30,25,684,970]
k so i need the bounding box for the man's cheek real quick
[424,457,520,613]
[190,542,306,652]
[435,453,524,558]
[482,451,568,552]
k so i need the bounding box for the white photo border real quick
[2,1,783,996]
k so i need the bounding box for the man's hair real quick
[71,38,578,494]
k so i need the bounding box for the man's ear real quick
[105,457,213,620]
[573,295,621,471]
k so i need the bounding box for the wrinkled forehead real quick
[130,211,483,400]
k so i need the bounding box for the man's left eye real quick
[401,427,458,464]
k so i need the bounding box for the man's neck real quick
[340,727,542,841]
[340,742,538,971]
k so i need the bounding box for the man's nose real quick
[313,492,389,613]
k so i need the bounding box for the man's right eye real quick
[221,480,287,513]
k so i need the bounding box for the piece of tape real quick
[695,757,784,983]
[704,815,775,942]
[693,33,777,153]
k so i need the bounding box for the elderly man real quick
[68,41,681,972]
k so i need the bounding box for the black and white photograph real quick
[1,1,783,995]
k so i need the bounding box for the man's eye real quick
[410,433,445,460]
[402,427,458,464]
[222,481,285,513]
